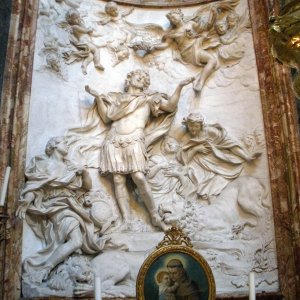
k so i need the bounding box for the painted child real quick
[156,271,179,300]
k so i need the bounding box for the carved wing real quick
[238,10,251,32]
[186,4,213,22]
[125,21,166,52]
[96,12,112,25]
[62,0,81,9]
[214,0,240,13]
[187,0,240,22]
[120,7,134,18]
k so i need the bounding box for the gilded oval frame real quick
[136,244,216,300]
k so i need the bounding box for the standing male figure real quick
[85,70,193,230]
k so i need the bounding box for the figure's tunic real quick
[100,127,147,174]
[65,91,175,169]
[98,92,171,174]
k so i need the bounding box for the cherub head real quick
[167,9,184,27]
[156,270,172,286]
[124,69,150,92]
[105,1,119,17]
[161,136,180,155]
[182,113,205,137]
[116,46,129,62]
[45,136,68,157]
[65,9,81,25]
[215,19,228,36]
[44,36,58,49]
[46,53,61,73]
[226,12,239,29]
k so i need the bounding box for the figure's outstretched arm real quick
[63,0,80,9]
[147,158,167,179]
[231,146,262,162]
[206,5,218,30]
[153,41,170,51]
[97,15,110,25]
[85,85,111,124]
[122,7,134,17]
[16,192,35,219]
[160,77,195,112]
[73,24,93,34]
[149,33,173,52]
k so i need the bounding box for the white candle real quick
[249,272,256,300]
[94,275,101,300]
[0,167,11,207]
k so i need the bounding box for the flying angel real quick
[128,0,245,93]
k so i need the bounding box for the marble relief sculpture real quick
[133,0,248,95]
[17,137,112,285]
[106,39,130,66]
[63,9,105,74]
[179,113,261,201]
[147,136,197,213]
[55,0,81,9]
[85,69,194,230]
[37,0,251,97]
[149,7,219,93]
[20,0,279,297]
[96,1,134,25]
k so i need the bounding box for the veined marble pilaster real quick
[0,0,39,299]
[248,0,300,298]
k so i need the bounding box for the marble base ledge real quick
[216,292,284,300]
[20,292,284,300]
[112,0,214,7]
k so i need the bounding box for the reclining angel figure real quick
[17,137,109,285]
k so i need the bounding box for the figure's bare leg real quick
[92,47,104,71]
[131,172,168,231]
[193,52,217,93]
[38,227,83,281]
[113,174,131,221]
[131,172,155,211]
[81,53,93,75]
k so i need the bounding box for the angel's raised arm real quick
[121,7,134,18]
[152,40,170,51]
